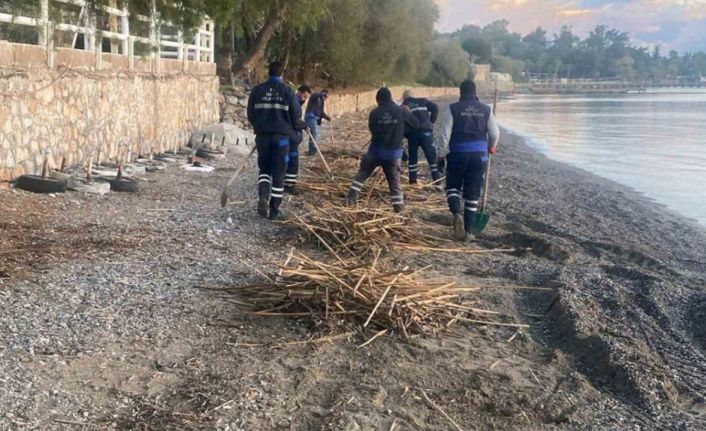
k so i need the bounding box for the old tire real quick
[15,175,67,194]
[196,147,225,160]
[71,179,111,195]
[108,177,139,193]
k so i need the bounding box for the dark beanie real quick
[376,87,392,104]
[460,80,476,95]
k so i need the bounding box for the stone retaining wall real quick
[0,41,219,181]
[220,82,510,128]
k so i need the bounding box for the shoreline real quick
[484,120,706,426]
[494,89,706,229]
[499,125,706,233]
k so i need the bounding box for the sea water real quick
[498,89,706,227]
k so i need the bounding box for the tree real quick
[523,27,547,48]
[461,36,492,64]
[425,37,470,85]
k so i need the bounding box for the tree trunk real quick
[215,24,233,83]
[232,9,284,77]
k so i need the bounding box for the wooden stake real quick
[420,389,465,431]
[357,329,388,348]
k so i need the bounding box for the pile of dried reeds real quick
[300,152,449,212]
[236,250,525,336]
[289,203,514,260]
[227,113,526,337]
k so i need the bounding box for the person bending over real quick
[346,88,420,213]
[304,89,331,155]
[401,89,441,184]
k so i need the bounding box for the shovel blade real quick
[470,211,490,235]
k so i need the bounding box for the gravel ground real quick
[0,100,705,430]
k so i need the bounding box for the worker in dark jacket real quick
[402,90,440,184]
[439,80,500,241]
[346,88,420,213]
[247,62,304,220]
[284,85,312,194]
[305,89,331,155]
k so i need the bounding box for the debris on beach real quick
[222,122,525,339]
[232,250,526,336]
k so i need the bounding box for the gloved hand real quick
[401,104,410,112]
[317,118,323,126]
[488,146,497,155]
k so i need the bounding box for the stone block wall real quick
[220,82,510,128]
[0,41,219,181]
[220,86,461,128]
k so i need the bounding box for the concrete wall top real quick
[0,40,216,76]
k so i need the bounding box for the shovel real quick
[220,143,256,207]
[470,86,499,235]
[306,130,334,180]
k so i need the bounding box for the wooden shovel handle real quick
[481,85,499,211]
[481,156,492,210]
[307,130,333,176]
[220,144,257,207]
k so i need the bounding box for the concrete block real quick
[161,59,182,73]
[133,56,154,73]
[13,43,47,69]
[55,48,94,70]
[102,53,129,71]
[0,41,14,66]
[188,61,216,76]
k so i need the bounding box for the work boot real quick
[393,204,405,214]
[346,196,357,208]
[462,232,475,243]
[257,198,268,218]
[452,213,465,241]
[284,186,301,195]
[269,209,286,221]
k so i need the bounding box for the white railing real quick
[0,0,214,64]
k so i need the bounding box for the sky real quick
[436,0,706,53]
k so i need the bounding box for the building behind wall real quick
[471,64,491,82]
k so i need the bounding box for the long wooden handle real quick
[492,85,499,115]
[220,144,257,207]
[481,85,499,210]
[307,130,333,176]
[481,156,492,209]
[329,125,337,150]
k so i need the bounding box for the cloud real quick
[558,8,594,16]
[436,0,706,51]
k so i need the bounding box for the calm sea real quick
[498,89,706,227]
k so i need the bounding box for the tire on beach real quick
[196,147,226,160]
[108,177,139,193]
[71,178,112,195]
[15,174,67,194]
